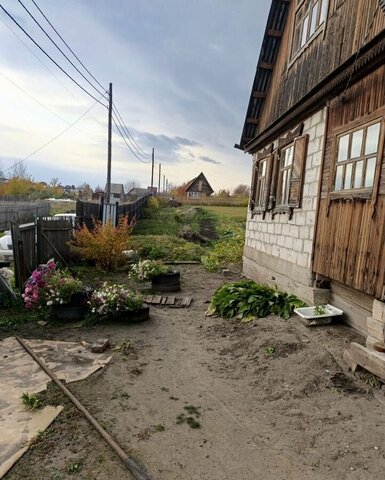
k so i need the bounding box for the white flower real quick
[47,300,53,306]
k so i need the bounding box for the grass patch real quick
[21,392,43,410]
[202,205,247,220]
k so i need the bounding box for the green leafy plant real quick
[21,392,43,410]
[314,305,327,315]
[201,231,244,272]
[265,346,276,357]
[71,217,132,271]
[207,280,306,321]
[66,459,82,474]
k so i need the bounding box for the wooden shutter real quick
[288,134,309,208]
[263,154,274,215]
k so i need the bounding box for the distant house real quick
[127,187,149,197]
[185,173,213,199]
[105,183,125,202]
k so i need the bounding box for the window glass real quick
[319,0,328,23]
[338,135,349,162]
[344,163,352,189]
[364,157,376,188]
[335,165,343,191]
[301,15,309,46]
[353,161,363,189]
[365,123,381,155]
[261,160,266,176]
[351,129,363,158]
[310,1,319,36]
[283,146,294,167]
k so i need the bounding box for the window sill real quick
[330,189,373,201]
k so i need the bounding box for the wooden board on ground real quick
[344,342,385,382]
[143,296,193,308]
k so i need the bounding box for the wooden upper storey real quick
[239,0,385,152]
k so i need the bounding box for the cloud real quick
[199,155,221,165]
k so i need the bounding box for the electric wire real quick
[112,114,152,164]
[0,3,108,108]
[0,69,97,136]
[0,14,87,105]
[17,0,107,100]
[112,103,152,158]
[30,0,106,92]
[2,95,103,174]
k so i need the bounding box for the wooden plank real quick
[151,296,162,304]
[161,297,168,305]
[165,296,176,305]
[367,317,385,342]
[330,290,369,336]
[347,342,385,381]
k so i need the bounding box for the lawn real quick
[200,205,247,220]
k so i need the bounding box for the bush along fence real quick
[0,200,50,230]
[11,217,73,289]
[76,194,152,229]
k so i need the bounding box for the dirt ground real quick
[3,264,385,480]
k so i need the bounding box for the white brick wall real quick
[245,108,326,272]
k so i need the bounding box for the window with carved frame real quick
[291,0,329,58]
[255,158,267,208]
[276,144,295,207]
[333,120,382,193]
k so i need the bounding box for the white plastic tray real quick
[294,304,343,320]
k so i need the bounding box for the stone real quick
[91,338,110,353]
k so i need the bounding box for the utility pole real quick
[158,163,161,195]
[163,174,165,194]
[166,178,168,193]
[106,82,112,203]
[150,148,154,191]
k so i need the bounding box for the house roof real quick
[127,187,148,196]
[236,0,290,151]
[185,172,214,193]
[106,183,124,195]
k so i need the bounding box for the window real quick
[249,133,309,216]
[255,158,267,208]
[277,145,294,206]
[291,0,329,58]
[333,121,382,192]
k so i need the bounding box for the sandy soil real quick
[3,264,385,480]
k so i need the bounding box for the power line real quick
[0,14,87,105]
[112,103,152,158]
[112,114,152,164]
[30,0,106,92]
[0,3,108,108]
[2,95,103,174]
[17,0,107,100]
[0,69,97,136]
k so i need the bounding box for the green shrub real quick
[201,231,244,271]
[207,280,306,321]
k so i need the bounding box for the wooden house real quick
[238,0,385,353]
[185,173,214,198]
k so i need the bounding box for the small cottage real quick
[185,173,214,199]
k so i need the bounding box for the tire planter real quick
[151,270,180,292]
[115,303,150,323]
[51,304,87,320]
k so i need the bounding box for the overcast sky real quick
[0,0,269,192]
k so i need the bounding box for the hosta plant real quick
[207,280,306,321]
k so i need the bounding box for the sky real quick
[0,0,269,193]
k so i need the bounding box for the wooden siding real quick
[313,66,385,299]
[258,0,385,134]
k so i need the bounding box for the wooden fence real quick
[76,194,152,228]
[11,218,73,288]
[0,200,50,230]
